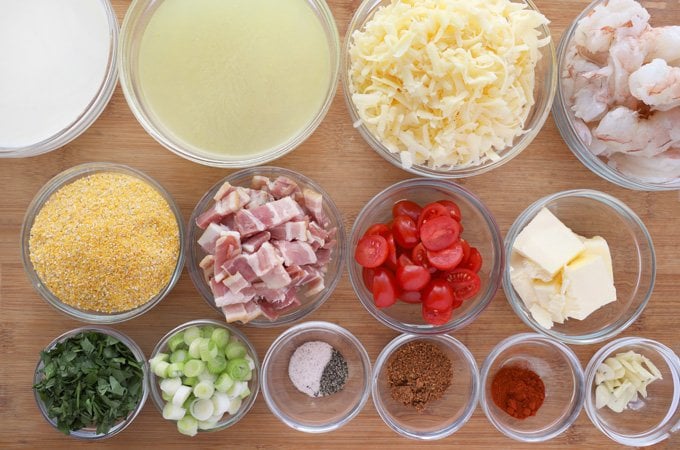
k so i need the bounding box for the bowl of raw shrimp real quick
[553,0,680,191]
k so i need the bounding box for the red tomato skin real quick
[392,200,422,222]
[385,232,398,270]
[417,202,449,231]
[399,290,422,304]
[355,234,388,268]
[372,268,399,308]
[443,268,482,302]
[422,305,452,326]
[397,254,414,268]
[422,279,455,311]
[392,214,419,249]
[362,267,375,291]
[420,215,461,251]
[437,199,462,222]
[364,223,390,238]
[461,247,483,273]
[396,264,431,291]
[426,241,464,271]
[460,239,471,264]
[411,243,429,267]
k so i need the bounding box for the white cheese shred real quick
[348,0,550,169]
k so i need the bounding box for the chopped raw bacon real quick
[198,175,337,324]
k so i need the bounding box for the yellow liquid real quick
[138,0,331,158]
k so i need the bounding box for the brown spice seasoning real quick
[386,340,452,411]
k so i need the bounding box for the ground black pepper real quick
[386,340,452,411]
[319,349,348,396]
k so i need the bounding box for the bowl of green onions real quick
[33,326,149,439]
[148,319,260,436]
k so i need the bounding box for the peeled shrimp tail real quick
[629,59,680,111]
[643,26,680,65]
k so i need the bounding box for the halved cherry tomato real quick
[422,279,455,311]
[419,215,460,251]
[362,267,375,291]
[443,268,481,302]
[393,200,422,222]
[417,202,448,231]
[411,243,431,270]
[422,304,452,326]
[460,238,471,264]
[396,264,431,291]
[399,290,422,304]
[397,254,414,267]
[461,247,483,273]
[437,199,462,222]
[392,214,419,249]
[385,232,398,270]
[372,267,398,308]
[426,241,464,271]
[355,234,388,268]
[364,223,390,238]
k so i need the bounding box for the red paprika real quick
[491,365,545,419]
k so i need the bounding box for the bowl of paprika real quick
[479,333,585,442]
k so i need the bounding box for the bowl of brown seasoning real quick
[479,333,585,442]
[21,162,185,323]
[371,333,479,440]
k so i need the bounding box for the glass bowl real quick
[552,0,680,190]
[372,333,479,440]
[118,0,339,168]
[342,0,556,178]
[33,326,148,440]
[260,321,372,433]
[0,0,118,158]
[148,319,260,434]
[347,178,503,334]
[584,337,680,447]
[479,333,585,442]
[21,162,185,323]
[187,166,345,327]
[503,189,655,345]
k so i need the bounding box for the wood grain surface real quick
[1,1,678,448]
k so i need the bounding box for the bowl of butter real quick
[502,190,655,345]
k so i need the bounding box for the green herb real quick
[33,331,144,435]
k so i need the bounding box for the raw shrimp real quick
[643,26,680,65]
[573,0,649,59]
[629,59,680,111]
[593,106,680,158]
[564,50,612,121]
[608,150,680,183]
[607,35,647,104]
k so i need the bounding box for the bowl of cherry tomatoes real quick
[348,178,504,334]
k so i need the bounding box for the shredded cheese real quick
[348,0,550,169]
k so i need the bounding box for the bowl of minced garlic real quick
[21,163,184,323]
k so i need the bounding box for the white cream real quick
[0,0,111,149]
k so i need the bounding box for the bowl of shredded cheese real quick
[21,163,185,323]
[343,0,557,178]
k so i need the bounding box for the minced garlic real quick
[29,172,180,313]
[348,0,550,169]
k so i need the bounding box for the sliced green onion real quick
[200,339,219,362]
[226,358,250,381]
[226,380,247,399]
[177,415,198,437]
[170,349,188,364]
[225,341,247,360]
[188,337,206,359]
[201,325,216,339]
[197,417,220,430]
[193,380,215,400]
[239,386,251,400]
[190,398,215,421]
[166,362,184,378]
[207,355,228,374]
[162,391,173,402]
[163,403,186,421]
[227,397,242,415]
[183,376,198,387]
[153,360,170,378]
[211,328,230,349]
[198,370,217,383]
[215,373,234,393]
[151,352,170,364]
[212,391,231,415]
[184,359,205,378]
[183,326,201,346]
[172,385,192,407]
[168,332,186,352]
[182,393,196,410]
[160,377,183,396]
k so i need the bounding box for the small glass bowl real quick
[260,321,372,433]
[552,0,680,190]
[479,333,585,442]
[118,0,340,168]
[347,178,503,334]
[148,319,260,434]
[342,0,556,178]
[503,189,655,345]
[21,162,185,323]
[33,326,149,440]
[372,333,479,440]
[584,337,680,447]
[187,166,345,327]
[0,0,118,158]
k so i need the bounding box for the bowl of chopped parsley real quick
[33,326,148,439]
